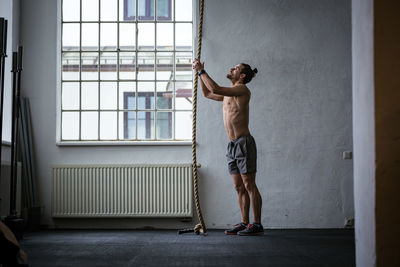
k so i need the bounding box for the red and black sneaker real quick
[238,223,264,236]
[224,222,248,235]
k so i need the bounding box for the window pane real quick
[81,52,99,80]
[81,112,99,140]
[100,112,117,139]
[119,82,136,109]
[175,52,192,80]
[137,52,155,80]
[81,111,99,140]
[175,81,192,110]
[156,112,172,139]
[100,52,117,80]
[62,112,79,140]
[137,111,154,139]
[137,82,154,109]
[120,0,136,21]
[156,0,172,21]
[119,111,136,139]
[82,0,99,21]
[138,23,155,50]
[156,89,172,110]
[62,23,80,51]
[138,0,154,20]
[82,82,99,110]
[100,23,117,51]
[82,23,99,51]
[62,52,80,80]
[175,23,192,50]
[101,0,118,21]
[119,52,136,80]
[62,82,80,110]
[63,0,80,21]
[119,23,136,50]
[156,23,173,50]
[100,82,117,109]
[175,0,192,21]
[156,81,173,92]
[156,52,173,80]
[175,111,191,140]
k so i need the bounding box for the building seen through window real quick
[61,0,193,141]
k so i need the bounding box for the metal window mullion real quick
[154,0,157,140]
[64,79,193,82]
[135,0,139,140]
[63,49,192,53]
[63,21,193,24]
[79,0,83,140]
[98,0,101,141]
[173,0,176,140]
[117,0,120,140]
[63,109,187,112]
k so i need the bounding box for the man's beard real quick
[226,73,232,79]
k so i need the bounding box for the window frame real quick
[56,0,197,146]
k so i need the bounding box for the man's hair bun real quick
[240,63,258,84]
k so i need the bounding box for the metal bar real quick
[98,0,101,140]
[9,52,17,215]
[0,19,7,172]
[62,20,193,23]
[135,0,138,139]
[117,0,120,139]
[173,0,176,139]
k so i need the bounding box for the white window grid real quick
[60,0,193,141]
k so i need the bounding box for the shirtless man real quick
[192,59,263,235]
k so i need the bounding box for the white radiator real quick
[51,164,193,218]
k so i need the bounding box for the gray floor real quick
[20,229,355,267]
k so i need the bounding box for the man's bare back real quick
[223,91,251,140]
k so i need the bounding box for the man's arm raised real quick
[200,72,249,96]
[193,59,223,101]
[200,76,224,101]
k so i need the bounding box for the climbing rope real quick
[178,0,206,235]
[191,0,206,235]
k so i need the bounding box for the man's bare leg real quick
[231,174,250,223]
[241,173,262,223]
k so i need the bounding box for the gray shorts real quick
[226,134,257,174]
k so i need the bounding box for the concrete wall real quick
[374,1,400,266]
[352,0,376,266]
[20,0,353,229]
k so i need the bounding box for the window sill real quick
[56,141,193,146]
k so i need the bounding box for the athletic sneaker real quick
[237,223,264,236]
[224,222,248,235]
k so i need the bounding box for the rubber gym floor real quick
[20,229,355,267]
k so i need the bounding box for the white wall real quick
[352,0,376,266]
[20,0,353,229]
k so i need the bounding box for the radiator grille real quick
[52,164,193,218]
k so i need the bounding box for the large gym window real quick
[60,0,193,142]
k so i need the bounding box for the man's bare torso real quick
[222,88,251,140]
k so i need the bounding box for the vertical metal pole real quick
[0,19,8,177]
[9,52,17,216]
[10,46,23,215]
